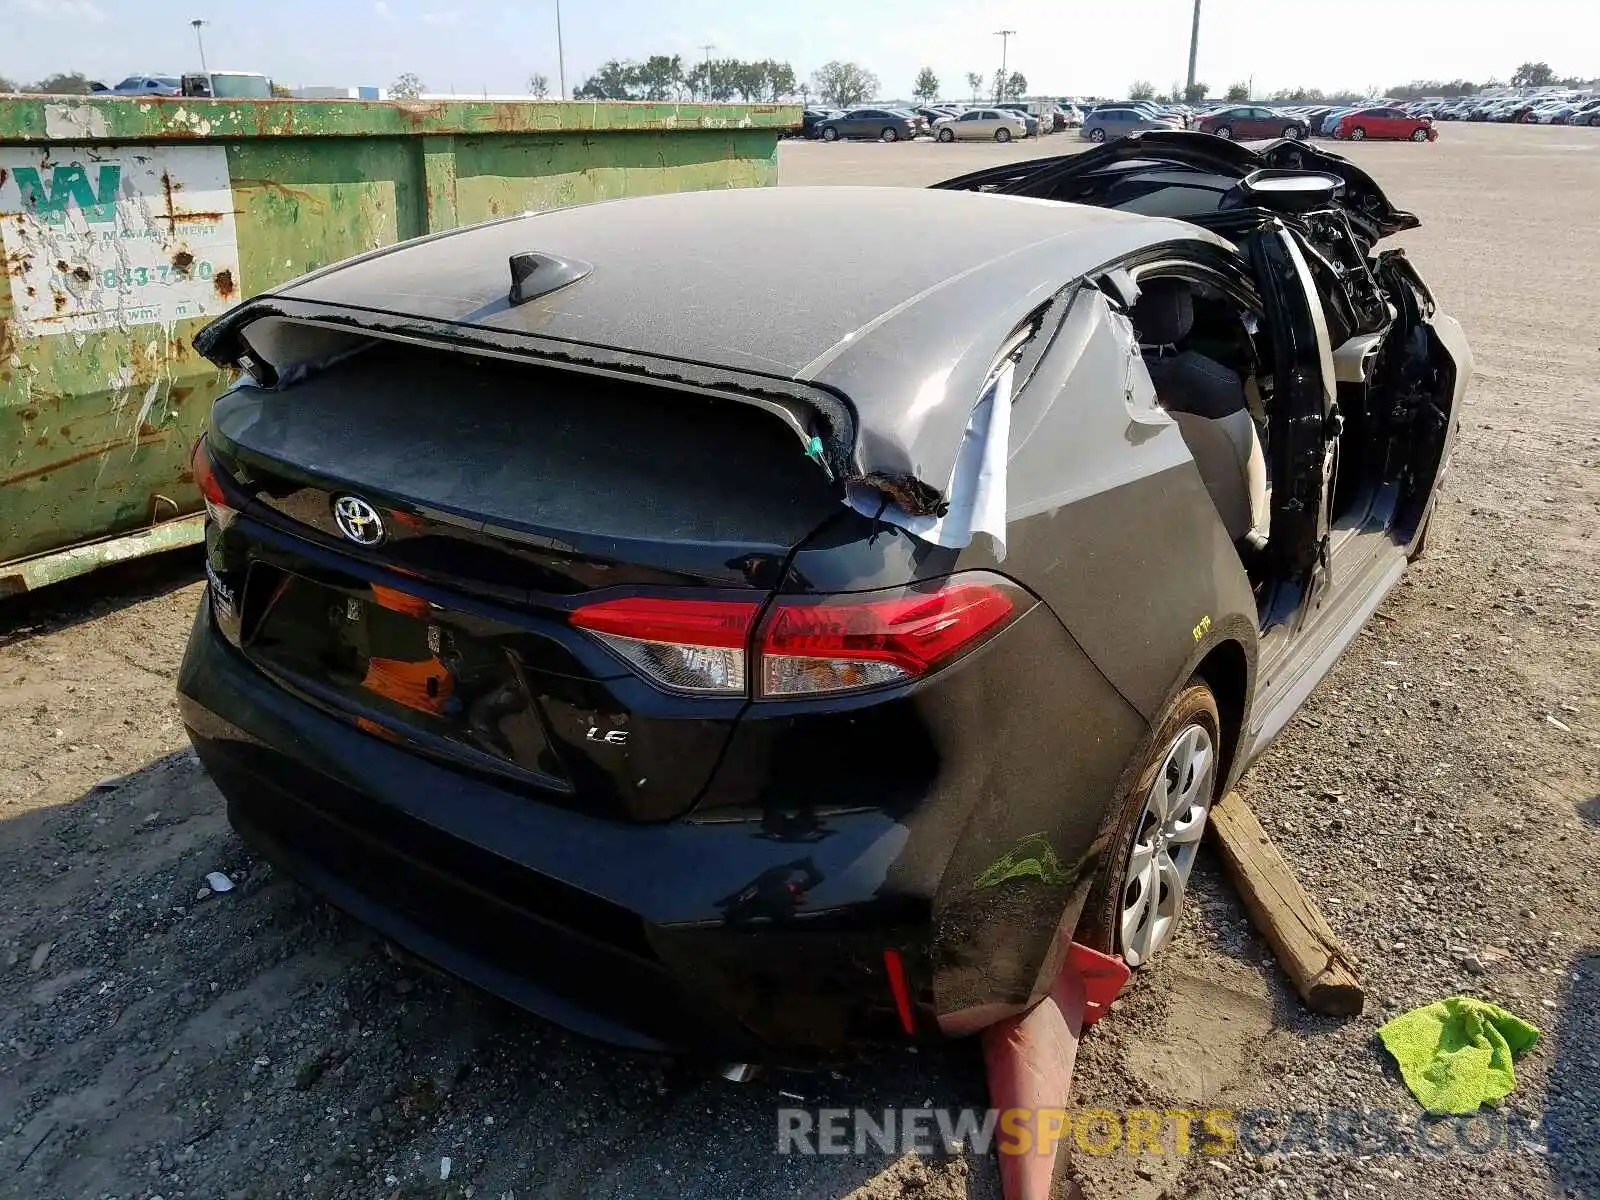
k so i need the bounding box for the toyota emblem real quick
[332,495,386,546]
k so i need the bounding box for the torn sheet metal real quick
[846,361,1015,558]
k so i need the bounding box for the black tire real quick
[1089,126,1106,143]
[995,127,1012,143]
[821,126,838,142]
[1411,127,1429,142]
[880,127,898,142]
[1349,126,1367,141]
[1076,682,1222,966]
[937,126,954,142]
[1282,125,1302,140]
[1214,125,1232,140]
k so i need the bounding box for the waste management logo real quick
[11,162,123,224]
[777,1105,1553,1159]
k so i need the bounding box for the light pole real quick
[1185,0,1201,97]
[698,43,715,99]
[994,28,1015,101]
[554,0,566,99]
[190,19,209,73]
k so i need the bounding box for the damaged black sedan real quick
[177,132,1469,1060]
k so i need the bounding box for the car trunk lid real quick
[203,340,842,822]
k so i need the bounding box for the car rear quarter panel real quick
[905,282,1260,1016]
[983,285,1261,755]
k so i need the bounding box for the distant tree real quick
[575,60,638,100]
[812,60,878,108]
[913,66,939,102]
[528,72,550,99]
[1510,61,1554,88]
[270,82,292,98]
[28,71,96,95]
[1387,78,1478,100]
[686,59,735,101]
[763,60,797,101]
[966,70,984,101]
[1128,79,1156,101]
[991,68,1027,101]
[1271,86,1329,103]
[1225,81,1250,101]
[0,75,17,93]
[389,72,425,99]
[1184,81,1208,104]
[632,54,684,100]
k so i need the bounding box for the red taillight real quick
[190,438,238,526]
[758,577,1019,697]
[567,573,1023,699]
[190,438,226,506]
[569,596,760,695]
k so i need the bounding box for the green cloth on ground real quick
[1377,997,1540,1115]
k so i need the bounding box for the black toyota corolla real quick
[178,134,1469,1061]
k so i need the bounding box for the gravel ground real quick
[1,122,1597,1200]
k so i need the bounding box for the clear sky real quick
[3,0,1594,99]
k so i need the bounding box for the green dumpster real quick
[0,95,796,596]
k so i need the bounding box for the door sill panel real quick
[1246,538,1406,765]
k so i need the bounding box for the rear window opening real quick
[214,339,843,549]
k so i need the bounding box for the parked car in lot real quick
[1195,106,1310,140]
[816,108,919,142]
[994,103,1042,137]
[798,108,842,138]
[1319,108,1357,136]
[180,131,1468,1059]
[934,107,1029,142]
[1006,100,1065,132]
[108,74,181,95]
[1082,106,1179,142]
[1335,107,1437,141]
[1532,98,1597,124]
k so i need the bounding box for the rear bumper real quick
[177,600,930,1060]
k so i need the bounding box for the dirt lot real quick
[2,123,1597,1200]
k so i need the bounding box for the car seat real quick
[1130,280,1269,543]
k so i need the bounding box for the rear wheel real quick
[1349,126,1367,141]
[1089,126,1107,143]
[995,126,1012,143]
[937,126,954,142]
[1214,125,1233,140]
[821,126,839,142]
[1077,683,1221,968]
[880,126,898,142]
[1411,127,1429,142]
[1282,124,1302,139]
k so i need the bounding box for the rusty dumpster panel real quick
[0,96,796,597]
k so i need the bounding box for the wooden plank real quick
[1207,789,1366,1017]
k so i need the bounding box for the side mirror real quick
[1224,168,1344,214]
